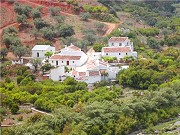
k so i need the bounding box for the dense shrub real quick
[138,28,160,37]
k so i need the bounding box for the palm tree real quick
[45,51,53,59]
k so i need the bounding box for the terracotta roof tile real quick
[89,71,100,76]
[102,47,131,52]
[99,60,108,66]
[109,37,128,42]
[50,55,81,60]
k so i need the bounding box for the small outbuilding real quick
[32,45,55,59]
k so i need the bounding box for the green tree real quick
[83,33,97,45]
[14,2,32,17]
[61,36,77,46]
[54,15,65,23]
[45,51,53,58]
[49,7,60,16]
[41,27,55,41]
[41,63,52,74]
[147,37,160,49]
[10,103,19,114]
[2,34,21,49]
[95,22,105,32]
[31,59,41,72]
[79,12,91,21]
[56,24,75,38]
[93,43,104,52]
[3,27,18,34]
[12,46,28,59]
[31,28,40,40]
[31,9,41,19]
[34,18,48,30]
[16,14,27,24]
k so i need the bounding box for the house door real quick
[67,61,69,65]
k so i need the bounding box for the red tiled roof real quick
[50,55,81,60]
[102,47,131,52]
[89,71,100,76]
[78,72,86,76]
[99,60,108,66]
[109,37,128,42]
[87,60,96,69]
[68,44,81,51]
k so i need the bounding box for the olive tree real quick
[12,46,29,59]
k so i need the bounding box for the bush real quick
[93,43,104,52]
[49,7,60,16]
[17,116,23,121]
[0,108,6,115]
[27,113,42,123]
[41,27,56,41]
[92,13,118,23]
[108,29,123,38]
[138,28,160,37]
[83,5,108,13]
[165,34,180,46]
[102,56,117,62]
[54,15,65,23]
[66,100,75,107]
[56,24,75,38]
[17,76,24,84]
[10,103,19,114]
[95,22,105,32]
[5,77,11,83]
[79,12,91,21]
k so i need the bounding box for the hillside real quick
[0,0,118,59]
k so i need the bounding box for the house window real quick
[37,52,39,57]
[73,61,74,63]
[62,61,63,63]
[127,42,128,45]
[119,43,122,46]
[56,61,58,66]
[126,53,128,55]
[74,75,75,77]
[112,43,114,46]
[119,53,121,55]
[106,53,108,55]
[52,61,53,63]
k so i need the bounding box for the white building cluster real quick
[31,37,137,84]
[102,37,137,59]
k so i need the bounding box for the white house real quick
[71,68,101,84]
[108,37,133,49]
[49,66,66,81]
[49,44,88,67]
[102,37,137,59]
[69,59,120,84]
[32,45,55,59]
